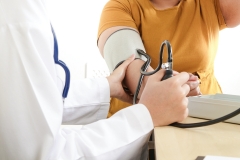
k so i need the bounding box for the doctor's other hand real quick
[139,70,190,127]
[106,54,135,104]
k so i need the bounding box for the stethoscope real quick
[51,25,70,99]
[134,40,240,128]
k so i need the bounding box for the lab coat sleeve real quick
[49,104,154,160]
[62,78,111,125]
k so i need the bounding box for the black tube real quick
[135,40,240,128]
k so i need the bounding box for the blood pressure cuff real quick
[103,29,146,72]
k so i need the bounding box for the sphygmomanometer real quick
[103,29,147,72]
[103,28,240,128]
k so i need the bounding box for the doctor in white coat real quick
[0,0,192,159]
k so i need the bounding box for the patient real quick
[97,0,240,116]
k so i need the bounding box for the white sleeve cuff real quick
[62,78,110,124]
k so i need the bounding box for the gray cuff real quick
[103,29,146,72]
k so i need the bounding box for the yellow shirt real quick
[98,0,227,117]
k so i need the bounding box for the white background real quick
[48,0,240,96]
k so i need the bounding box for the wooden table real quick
[154,117,240,160]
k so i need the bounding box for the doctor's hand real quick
[139,70,190,127]
[106,54,135,104]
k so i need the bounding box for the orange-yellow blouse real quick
[98,0,227,117]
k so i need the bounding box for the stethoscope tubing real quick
[135,40,240,128]
[51,25,70,98]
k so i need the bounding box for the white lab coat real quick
[0,0,154,160]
